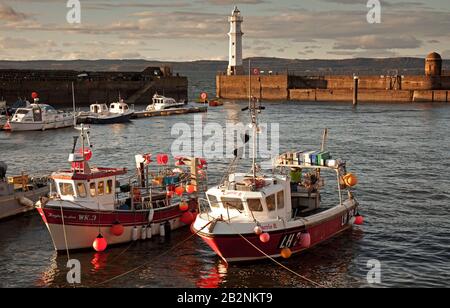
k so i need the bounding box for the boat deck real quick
[131,105,207,119]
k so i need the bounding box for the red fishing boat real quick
[36,125,205,252]
[192,98,363,263]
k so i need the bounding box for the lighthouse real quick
[227,6,244,76]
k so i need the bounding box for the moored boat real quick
[36,125,207,252]
[78,99,133,125]
[146,94,187,111]
[0,162,49,220]
[192,98,363,263]
[6,93,74,132]
[0,101,7,130]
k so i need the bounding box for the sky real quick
[0,0,449,61]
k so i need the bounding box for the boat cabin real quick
[90,103,109,114]
[51,167,127,211]
[206,173,292,221]
[12,104,56,123]
[109,100,130,114]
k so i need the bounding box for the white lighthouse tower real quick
[227,6,244,76]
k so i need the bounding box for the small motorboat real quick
[192,98,363,263]
[0,162,49,221]
[146,94,187,111]
[36,125,207,252]
[79,99,133,125]
[6,93,74,132]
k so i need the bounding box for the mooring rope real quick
[94,218,216,287]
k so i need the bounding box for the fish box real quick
[309,151,321,165]
[303,151,316,165]
[318,152,331,166]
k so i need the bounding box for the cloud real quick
[84,1,191,10]
[202,0,266,5]
[0,4,28,22]
[333,35,422,50]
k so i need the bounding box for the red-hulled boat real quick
[192,98,363,263]
[36,125,204,252]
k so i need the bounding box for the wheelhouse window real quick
[90,182,96,197]
[59,183,74,196]
[266,194,276,211]
[98,181,105,196]
[247,198,263,212]
[221,197,244,211]
[106,180,113,195]
[277,191,285,209]
[207,194,219,208]
[77,183,87,198]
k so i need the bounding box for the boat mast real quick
[72,82,76,127]
[248,59,258,185]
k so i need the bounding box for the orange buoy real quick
[343,173,358,187]
[186,185,196,194]
[179,201,189,212]
[280,248,292,259]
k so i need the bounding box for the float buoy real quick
[300,232,311,248]
[93,234,107,252]
[186,185,196,194]
[110,222,124,236]
[259,233,270,243]
[281,248,292,259]
[354,215,364,225]
[254,226,263,235]
[175,186,184,197]
[179,201,189,212]
[131,226,139,241]
[180,211,194,225]
[343,173,358,187]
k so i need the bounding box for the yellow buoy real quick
[280,248,292,259]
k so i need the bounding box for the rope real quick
[227,223,326,288]
[58,203,76,288]
[94,218,217,287]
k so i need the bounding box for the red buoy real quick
[93,234,107,252]
[31,92,39,99]
[354,215,364,225]
[300,232,311,248]
[259,233,270,243]
[175,186,184,197]
[180,211,194,225]
[110,222,124,236]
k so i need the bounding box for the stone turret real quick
[425,52,442,76]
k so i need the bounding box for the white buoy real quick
[159,223,166,237]
[141,226,147,240]
[147,224,153,239]
[132,226,139,241]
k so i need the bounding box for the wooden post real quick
[353,76,359,106]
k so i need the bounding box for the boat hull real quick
[78,113,132,125]
[0,186,49,220]
[193,202,358,263]
[36,201,197,251]
[8,119,73,131]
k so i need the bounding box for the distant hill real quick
[0,57,449,76]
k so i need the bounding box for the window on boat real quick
[106,180,113,194]
[247,198,263,212]
[77,183,87,198]
[89,182,96,197]
[221,197,244,211]
[16,109,29,115]
[98,181,105,196]
[59,182,74,196]
[277,191,285,209]
[266,194,276,211]
[207,194,219,208]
